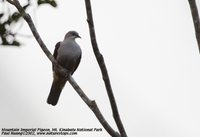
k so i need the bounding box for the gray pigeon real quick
[47,31,82,106]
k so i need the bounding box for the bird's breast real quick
[56,42,81,71]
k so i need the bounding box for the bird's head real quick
[64,31,81,40]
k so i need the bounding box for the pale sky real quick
[0,0,200,137]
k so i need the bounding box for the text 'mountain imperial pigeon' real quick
[47,31,82,106]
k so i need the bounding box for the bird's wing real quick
[53,42,61,59]
[52,42,61,70]
[72,53,82,75]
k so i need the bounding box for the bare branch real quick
[84,0,127,137]
[68,76,120,137]
[188,0,200,53]
[6,0,120,136]
[6,0,15,5]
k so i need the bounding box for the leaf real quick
[11,12,21,22]
[22,3,30,10]
[1,0,57,46]
[1,36,21,46]
[0,13,3,18]
[37,0,57,7]
[0,23,6,35]
[11,40,20,46]
[6,2,30,24]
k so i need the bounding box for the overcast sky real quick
[0,0,200,137]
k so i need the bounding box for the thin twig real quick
[84,0,127,137]
[188,0,200,53]
[6,0,120,136]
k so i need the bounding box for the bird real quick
[47,31,82,106]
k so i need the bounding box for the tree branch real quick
[188,0,200,53]
[68,76,120,137]
[6,0,120,136]
[84,0,127,137]
[6,0,15,5]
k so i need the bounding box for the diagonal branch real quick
[68,76,120,137]
[84,0,127,137]
[6,0,120,136]
[6,0,15,5]
[188,0,200,53]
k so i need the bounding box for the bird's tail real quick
[47,78,66,106]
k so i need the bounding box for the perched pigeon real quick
[47,31,82,106]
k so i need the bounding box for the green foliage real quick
[0,0,57,46]
[38,0,57,7]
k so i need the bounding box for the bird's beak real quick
[77,35,81,39]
